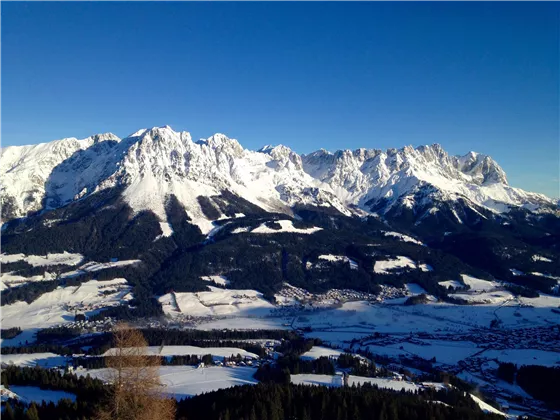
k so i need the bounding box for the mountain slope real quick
[0,133,120,220]
[1,126,559,315]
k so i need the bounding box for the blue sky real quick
[2,2,559,197]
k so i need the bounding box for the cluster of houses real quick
[274,283,406,310]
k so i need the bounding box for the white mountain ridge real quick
[1,126,556,233]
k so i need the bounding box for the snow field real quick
[1,252,84,267]
[369,340,481,365]
[1,272,55,289]
[300,346,345,361]
[532,255,552,263]
[374,256,417,274]
[460,274,498,292]
[78,366,258,399]
[449,290,515,305]
[0,259,140,289]
[103,345,259,360]
[251,220,322,234]
[200,275,230,286]
[382,231,425,246]
[154,222,174,240]
[2,385,76,404]
[64,259,141,277]
[317,255,358,270]
[418,263,433,272]
[1,353,68,368]
[438,280,464,288]
[159,286,274,317]
[404,283,428,296]
[231,226,251,234]
[480,349,560,368]
[291,373,428,393]
[0,278,132,335]
[469,393,507,416]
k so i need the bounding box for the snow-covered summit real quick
[1,127,556,230]
[301,143,553,214]
[0,133,121,218]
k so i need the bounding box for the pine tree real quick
[378,403,388,420]
[25,403,40,420]
[249,406,257,420]
[4,402,16,420]
[258,402,268,420]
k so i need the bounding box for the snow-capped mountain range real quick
[1,125,556,233]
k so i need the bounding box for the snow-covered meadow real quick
[1,278,132,345]
[102,345,260,361]
[76,366,259,399]
[1,385,76,404]
[159,286,274,317]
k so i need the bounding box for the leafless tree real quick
[96,322,176,420]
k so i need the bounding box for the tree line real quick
[497,362,560,407]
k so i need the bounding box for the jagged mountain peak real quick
[456,151,507,185]
[197,133,244,157]
[89,132,121,144]
[258,144,302,171]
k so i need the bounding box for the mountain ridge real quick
[1,126,557,233]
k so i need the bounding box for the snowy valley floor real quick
[1,272,559,417]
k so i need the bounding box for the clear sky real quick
[2,2,559,197]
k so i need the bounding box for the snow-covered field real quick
[158,286,560,341]
[290,297,560,344]
[382,231,424,246]
[194,316,292,331]
[316,255,358,270]
[159,286,274,317]
[374,256,417,274]
[1,252,84,267]
[3,385,76,404]
[366,340,481,365]
[160,366,258,398]
[449,290,514,304]
[250,220,322,235]
[532,255,552,263]
[231,226,252,234]
[200,275,230,286]
[317,255,346,263]
[1,258,141,288]
[103,345,259,360]
[438,280,464,288]
[461,274,498,292]
[1,272,53,288]
[1,352,68,368]
[4,274,558,353]
[300,346,345,361]
[480,349,560,367]
[291,373,426,393]
[157,222,174,238]
[418,263,433,272]
[469,393,507,416]
[62,259,141,278]
[1,278,132,344]
[78,366,258,398]
[404,283,428,296]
